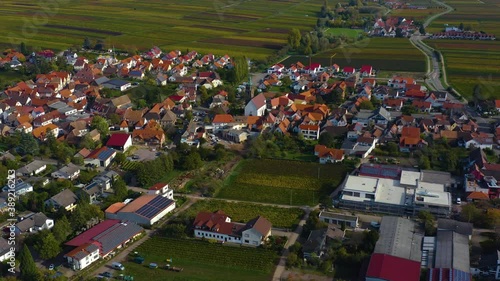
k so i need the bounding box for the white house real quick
[193,211,272,245]
[64,243,100,271]
[244,93,267,116]
[299,124,320,140]
[15,213,54,234]
[51,164,81,180]
[2,179,33,197]
[147,182,174,199]
[16,160,47,177]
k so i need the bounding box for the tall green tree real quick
[52,215,72,242]
[91,115,109,137]
[287,28,302,51]
[18,132,39,156]
[19,244,39,281]
[34,231,60,259]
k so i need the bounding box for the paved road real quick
[409,0,460,99]
[272,208,311,281]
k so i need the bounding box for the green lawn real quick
[121,237,277,281]
[0,0,326,60]
[216,159,348,206]
[182,200,305,229]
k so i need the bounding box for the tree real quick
[318,133,336,148]
[461,203,479,223]
[91,115,109,137]
[419,155,431,169]
[182,151,202,170]
[112,177,128,200]
[17,132,39,156]
[459,22,464,31]
[19,244,39,281]
[52,215,72,242]
[286,252,299,267]
[395,28,404,38]
[34,231,60,259]
[419,26,426,35]
[320,0,329,17]
[402,105,418,115]
[83,37,91,49]
[199,87,210,105]
[359,100,374,110]
[79,134,97,150]
[287,28,302,51]
[19,42,28,55]
[418,211,436,235]
[114,152,126,165]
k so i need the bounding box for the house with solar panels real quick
[84,146,117,167]
[105,194,176,226]
[64,219,143,270]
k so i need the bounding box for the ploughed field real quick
[1,0,325,60]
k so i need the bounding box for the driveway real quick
[128,148,158,162]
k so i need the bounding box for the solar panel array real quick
[135,196,174,219]
[98,148,116,160]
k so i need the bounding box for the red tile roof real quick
[106,133,131,147]
[366,253,420,281]
[65,219,120,247]
[212,114,234,123]
[467,191,489,200]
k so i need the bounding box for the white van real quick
[111,262,125,270]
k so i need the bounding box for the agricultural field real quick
[182,200,305,229]
[123,237,277,281]
[388,7,446,22]
[324,28,364,39]
[282,38,426,72]
[423,0,500,98]
[216,159,348,206]
[0,0,326,60]
[426,39,500,99]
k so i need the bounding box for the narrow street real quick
[272,208,311,281]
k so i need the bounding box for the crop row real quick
[136,237,277,272]
[182,200,304,228]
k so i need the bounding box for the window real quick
[365,194,375,199]
[244,234,249,237]
[352,192,361,197]
[244,240,249,243]
[344,191,353,196]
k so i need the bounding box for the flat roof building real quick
[339,167,452,217]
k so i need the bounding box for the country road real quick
[409,0,463,101]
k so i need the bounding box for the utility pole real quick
[290,190,292,205]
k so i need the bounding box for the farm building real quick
[65,219,143,269]
[106,133,132,151]
[105,194,175,226]
[192,210,272,246]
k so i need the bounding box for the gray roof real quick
[94,76,110,85]
[374,216,423,262]
[319,211,358,222]
[373,107,392,120]
[0,237,10,257]
[72,243,99,261]
[16,160,46,175]
[421,170,454,186]
[16,212,49,232]
[437,219,473,236]
[2,179,33,194]
[355,109,373,120]
[47,189,77,208]
[302,229,327,254]
[93,221,143,255]
[435,230,470,273]
[104,79,130,88]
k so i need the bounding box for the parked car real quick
[48,264,54,270]
[111,262,125,271]
[101,272,112,278]
[456,198,461,204]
